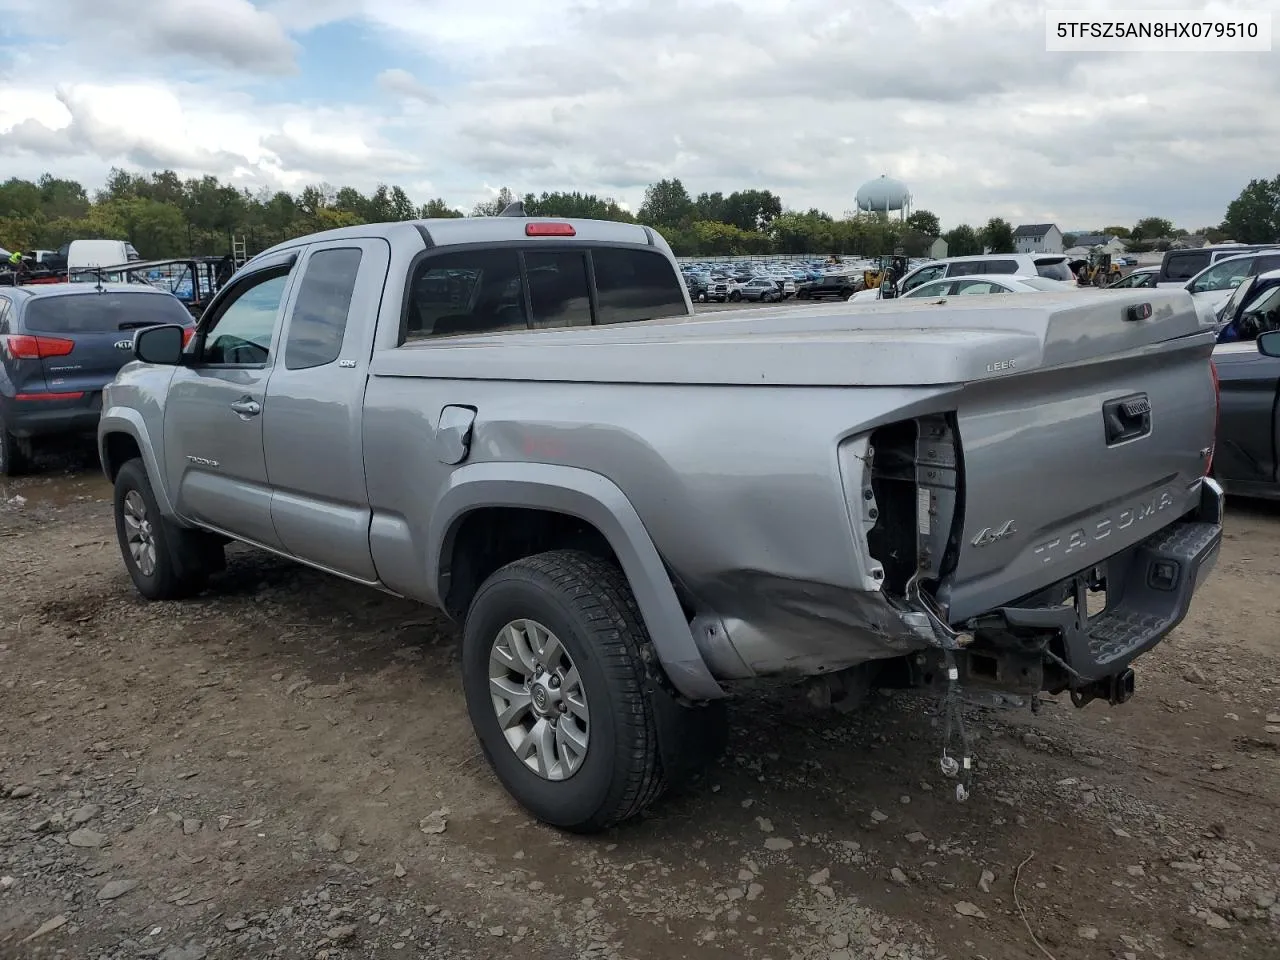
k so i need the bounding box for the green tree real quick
[1222,176,1280,243]
[905,209,940,238]
[721,189,782,232]
[1102,225,1130,238]
[769,211,834,254]
[0,178,43,219]
[692,191,727,223]
[637,178,693,229]
[980,217,1015,253]
[472,186,516,216]
[522,191,633,221]
[420,198,464,218]
[943,224,982,257]
[1130,217,1174,242]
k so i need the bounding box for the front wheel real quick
[728,291,742,302]
[112,458,224,601]
[696,291,707,302]
[462,550,671,833]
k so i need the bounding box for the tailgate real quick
[941,306,1217,623]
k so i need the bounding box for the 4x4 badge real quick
[971,520,1016,547]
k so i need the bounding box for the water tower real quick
[855,174,912,221]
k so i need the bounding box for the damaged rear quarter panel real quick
[362,375,960,678]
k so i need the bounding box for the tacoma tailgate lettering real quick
[1032,489,1176,565]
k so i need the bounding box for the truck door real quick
[1213,281,1280,489]
[262,239,390,583]
[162,252,301,547]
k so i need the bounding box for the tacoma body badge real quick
[186,455,219,468]
[971,520,1016,547]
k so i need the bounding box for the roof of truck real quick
[248,216,672,267]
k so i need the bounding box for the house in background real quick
[928,236,948,259]
[1064,233,1128,257]
[1012,223,1064,254]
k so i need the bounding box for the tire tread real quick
[474,549,666,831]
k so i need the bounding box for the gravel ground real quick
[1,464,1278,960]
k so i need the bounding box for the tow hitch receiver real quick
[1070,667,1135,707]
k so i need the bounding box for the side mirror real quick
[1257,329,1280,358]
[879,280,897,300]
[133,324,187,365]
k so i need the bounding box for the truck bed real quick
[363,288,1219,684]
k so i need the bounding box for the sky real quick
[0,0,1277,232]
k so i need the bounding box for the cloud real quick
[376,69,440,105]
[0,0,1277,229]
[1,0,298,74]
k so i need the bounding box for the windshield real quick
[1242,284,1280,320]
[1221,276,1257,318]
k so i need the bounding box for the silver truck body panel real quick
[100,217,1222,702]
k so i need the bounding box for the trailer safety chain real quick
[905,574,974,802]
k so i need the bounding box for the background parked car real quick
[1211,268,1280,500]
[1108,266,1158,288]
[888,275,1069,299]
[848,253,1075,301]
[0,283,194,475]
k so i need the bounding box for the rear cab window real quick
[403,245,687,341]
[1161,251,1211,283]
[22,291,192,334]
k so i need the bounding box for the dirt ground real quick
[1,462,1277,960]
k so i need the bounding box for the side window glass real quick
[1191,258,1252,294]
[405,250,527,340]
[591,248,687,325]
[285,248,362,370]
[956,279,998,294]
[903,266,942,291]
[201,272,289,366]
[1237,287,1280,342]
[983,260,1018,274]
[947,261,981,277]
[526,251,592,329]
[0,297,11,331]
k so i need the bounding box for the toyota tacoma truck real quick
[97,213,1225,832]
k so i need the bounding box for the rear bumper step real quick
[997,478,1224,687]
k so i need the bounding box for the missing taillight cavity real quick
[865,414,963,596]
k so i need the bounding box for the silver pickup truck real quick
[98,214,1225,832]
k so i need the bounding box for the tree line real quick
[1,167,1276,262]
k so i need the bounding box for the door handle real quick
[230,397,261,418]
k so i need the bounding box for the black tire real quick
[113,458,224,601]
[728,291,741,302]
[462,549,669,833]
[0,418,33,477]
[696,291,707,303]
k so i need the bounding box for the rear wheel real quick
[696,291,707,302]
[0,419,33,477]
[113,458,224,600]
[462,549,674,833]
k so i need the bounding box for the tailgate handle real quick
[1103,393,1151,445]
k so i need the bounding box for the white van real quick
[66,239,140,282]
